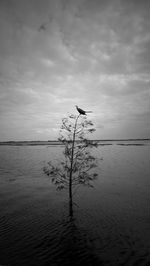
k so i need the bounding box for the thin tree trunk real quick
[69,114,80,216]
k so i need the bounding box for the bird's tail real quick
[85,111,92,113]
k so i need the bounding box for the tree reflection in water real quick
[54,216,102,265]
[43,114,103,264]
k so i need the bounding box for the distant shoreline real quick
[0,139,150,146]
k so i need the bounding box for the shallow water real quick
[0,142,150,265]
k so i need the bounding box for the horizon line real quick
[0,138,150,143]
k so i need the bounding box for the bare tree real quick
[43,114,98,217]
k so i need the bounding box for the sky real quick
[0,0,150,140]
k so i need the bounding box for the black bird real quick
[75,105,92,115]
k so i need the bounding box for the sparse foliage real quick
[43,113,98,217]
[43,114,98,191]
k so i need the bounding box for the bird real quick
[75,105,92,115]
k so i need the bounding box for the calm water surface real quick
[0,142,150,265]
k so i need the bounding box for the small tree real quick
[43,114,98,217]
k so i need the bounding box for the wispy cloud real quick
[0,0,150,140]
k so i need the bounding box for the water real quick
[0,141,150,265]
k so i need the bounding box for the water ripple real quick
[0,145,150,265]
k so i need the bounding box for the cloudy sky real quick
[0,0,150,140]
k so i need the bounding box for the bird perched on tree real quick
[75,105,92,115]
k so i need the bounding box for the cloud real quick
[0,0,150,140]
